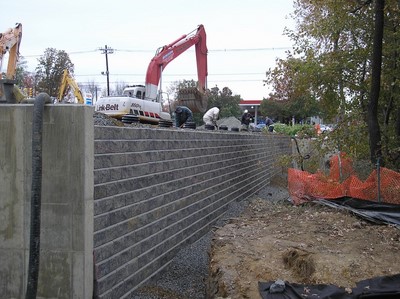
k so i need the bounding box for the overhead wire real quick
[21,46,288,85]
[22,46,291,57]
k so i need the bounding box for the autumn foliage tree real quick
[263,56,321,123]
[264,0,400,170]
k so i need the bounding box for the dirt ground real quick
[207,175,400,299]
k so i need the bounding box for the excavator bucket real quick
[176,87,208,113]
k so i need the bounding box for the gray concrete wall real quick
[93,126,291,299]
[0,104,94,299]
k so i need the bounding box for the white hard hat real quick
[244,109,248,113]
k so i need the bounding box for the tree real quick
[76,79,101,103]
[35,48,74,97]
[206,85,242,118]
[265,0,400,170]
[260,98,290,123]
[112,81,128,96]
[264,55,321,122]
[367,0,385,165]
[13,56,36,97]
[14,56,28,88]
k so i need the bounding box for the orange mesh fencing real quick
[288,153,400,206]
[328,152,355,181]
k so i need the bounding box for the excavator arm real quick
[0,23,26,103]
[58,69,85,104]
[0,23,22,80]
[145,24,208,112]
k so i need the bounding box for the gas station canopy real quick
[239,100,262,124]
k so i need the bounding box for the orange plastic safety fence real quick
[288,154,400,205]
[328,152,355,181]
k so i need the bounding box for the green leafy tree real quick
[206,85,242,118]
[167,81,242,125]
[35,48,74,97]
[260,99,289,123]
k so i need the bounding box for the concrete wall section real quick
[0,104,94,299]
[93,126,291,299]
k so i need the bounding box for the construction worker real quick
[175,106,193,128]
[203,106,221,129]
[265,116,274,132]
[241,110,252,131]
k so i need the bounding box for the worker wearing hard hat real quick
[203,106,221,129]
[241,109,252,131]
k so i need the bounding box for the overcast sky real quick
[2,0,295,100]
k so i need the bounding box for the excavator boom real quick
[0,23,24,103]
[0,23,22,80]
[58,69,85,104]
[145,24,208,112]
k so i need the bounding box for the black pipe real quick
[25,93,51,299]
[291,137,305,171]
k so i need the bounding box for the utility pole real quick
[99,45,114,96]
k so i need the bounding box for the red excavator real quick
[145,24,208,113]
[95,24,208,123]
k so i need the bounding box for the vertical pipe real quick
[25,93,51,299]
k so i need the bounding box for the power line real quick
[210,47,291,52]
[21,46,291,58]
[74,72,265,77]
[78,79,266,85]
[22,49,98,58]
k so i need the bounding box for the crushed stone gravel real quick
[130,178,290,299]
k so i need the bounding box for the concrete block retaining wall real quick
[93,126,291,299]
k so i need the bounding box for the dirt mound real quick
[207,179,400,299]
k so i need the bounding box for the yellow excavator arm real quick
[0,23,22,80]
[58,69,84,104]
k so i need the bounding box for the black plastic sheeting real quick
[259,273,400,299]
[316,197,400,228]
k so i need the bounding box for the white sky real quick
[2,0,295,100]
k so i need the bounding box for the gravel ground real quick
[130,177,290,299]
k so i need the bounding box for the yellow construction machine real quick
[58,69,89,104]
[0,23,25,103]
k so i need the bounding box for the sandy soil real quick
[207,176,400,299]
